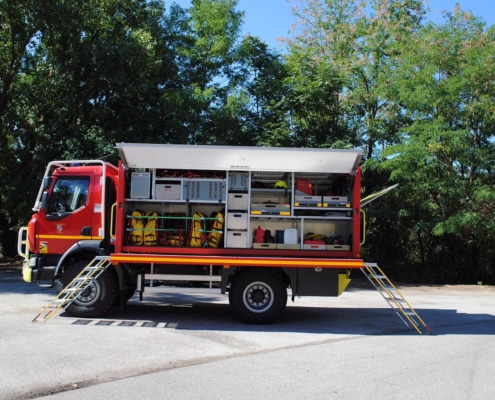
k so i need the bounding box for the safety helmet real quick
[275,180,288,189]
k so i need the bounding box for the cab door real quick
[36,174,100,255]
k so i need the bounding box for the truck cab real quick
[19,161,118,286]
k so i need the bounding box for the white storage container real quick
[284,228,298,245]
[226,231,248,248]
[253,243,277,249]
[228,193,249,210]
[276,243,300,250]
[327,244,351,251]
[155,181,181,200]
[227,212,248,230]
[303,244,327,250]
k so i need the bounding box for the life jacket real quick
[189,212,206,247]
[143,211,159,246]
[129,210,144,245]
[207,211,224,248]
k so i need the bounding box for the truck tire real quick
[229,269,287,324]
[57,260,117,318]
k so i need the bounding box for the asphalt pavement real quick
[1,263,494,400]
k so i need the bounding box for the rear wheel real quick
[57,260,117,318]
[229,269,287,324]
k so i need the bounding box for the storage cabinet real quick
[125,167,355,253]
[225,172,249,248]
[130,172,151,199]
[248,170,353,252]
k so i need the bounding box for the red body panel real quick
[29,157,362,269]
[111,164,363,264]
[28,164,119,257]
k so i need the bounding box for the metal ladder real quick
[33,256,112,323]
[362,263,433,335]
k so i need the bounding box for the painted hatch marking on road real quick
[72,319,171,328]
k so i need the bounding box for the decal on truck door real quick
[39,242,48,253]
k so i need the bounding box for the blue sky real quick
[171,0,495,50]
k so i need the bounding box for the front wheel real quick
[229,269,287,324]
[57,260,117,318]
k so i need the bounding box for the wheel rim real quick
[74,280,100,306]
[242,281,274,313]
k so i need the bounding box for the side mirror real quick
[41,191,49,211]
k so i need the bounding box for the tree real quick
[285,0,426,153]
[381,9,495,283]
[0,0,175,255]
[0,0,48,254]
[211,35,290,146]
[0,0,267,255]
[177,0,245,144]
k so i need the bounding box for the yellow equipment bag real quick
[129,210,144,245]
[188,212,206,247]
[207,211,224,248]
[167,233,184,247]
[144,211,159,246]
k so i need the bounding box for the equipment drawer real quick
[250,203,290,215]
[322,196,350,207]
[294,195,322,207]
[228,193,249,210]
[227,212,248,230]
[226,231,248,248]
[155,181,182,200]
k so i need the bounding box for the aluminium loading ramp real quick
[362,263,433,335]
[32,256,112,323]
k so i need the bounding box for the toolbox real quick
[294,195,322,207]
[322,196,350,207]
[250,203,290,215]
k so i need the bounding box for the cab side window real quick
[48,177,90,213]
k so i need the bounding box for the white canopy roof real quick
[116,143,362,174]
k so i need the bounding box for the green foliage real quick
[377,10,495,283]
[286,0,426,155]
[286,0,495,283]
[1,0,494,284]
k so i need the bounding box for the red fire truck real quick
[18,144,366,323]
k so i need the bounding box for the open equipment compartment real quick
[120,144,362,257]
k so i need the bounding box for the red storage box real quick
[296,178,313,195]
[304,239,326,245]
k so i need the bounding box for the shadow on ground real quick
[3,258,494,336]
[53,290,495,336]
